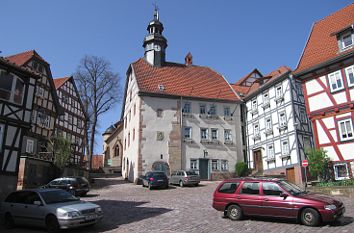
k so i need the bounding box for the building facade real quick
[102,121,123,173]
[54,76,87,166]
[295,3,354,180]
[233,67,313,184]
[0,57,38,200]
[6,50,61,189]
[121,9,243,183]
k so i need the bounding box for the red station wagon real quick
[213,177,345,226]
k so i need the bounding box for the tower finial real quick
[153,2,159,20]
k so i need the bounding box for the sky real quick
[0,0,352,154]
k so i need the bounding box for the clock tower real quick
[143,7,168,67]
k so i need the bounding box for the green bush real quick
[306,148,330,180]
[315,179,354,187]
[235,162,249,177]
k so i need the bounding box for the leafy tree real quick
[235,162,249,177]
[52,136,72,170]
[74,55,121,170]
[306,148,330,180]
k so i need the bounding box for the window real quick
[129,90,132,102]
[265,117,272,131]
[0,71,25,105]
[0,124,4,151]
[218,182,239,194]
[36,87,44,98]
[254,123,260,135]
[334,163,349,180]
[133,128,135,141]
[77,119,82,128]
[157,109,163,118]
[68,115,72,125]
[267,144,274,159]
[129,110,131,121]
[199,104,206,115]
[124,117,127,129]
[341,32,353,49]
[209,104,216,115]
[124,139,126,150]
[183,102,191,113]
[262,182,282,196]
[240,182,259,195]
[212,160,218,171]
[200,128,208,140]
[38,112,50,128]
[62,94,69,104]
[128,132,130,147]
[190,159,197,170]
[114,145,119,157]
[26,139,34,154]
[224,106,231,117]
[299,108,307,123]
[211,128,218,140]
[133,104,136,116]
[275,85,283,99]
[279,112,287,127]
[221,160,228,171]
[281,140,290,155]
[184,127,192,139]
[263,92,269,103]
[251,99,257,110]
[345,65,354,87]
[328,71,344,92]
[224,129,232,142]
[338,119,354,141]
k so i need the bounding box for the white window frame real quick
[0,71,25,105]
[221,160,228,171]
[0,124,4,151]
[267,144,275,159]
[212,159,219,171]
[345,65,354,88]
[183,102,191,113]
[281,140,290,155]
[224,106,231,117]
[184,127,192,139]
[199,104,206,115]
[328,71,344,92]
[251,99,257,110]
[334,163,349,180]
[254,123,260,136]
[338,118,354,142]
[200,128,208,140]
[211,128,218,140]
[190,159,198,170]
[26,139,34,154]
[209,104,216,116]
[279,112,287,128]
[265,117,272,131]
[275,85,283,99]
[224,129,232,142]
[341,32,353,50]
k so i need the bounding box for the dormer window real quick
[341,32,353,49]
[336,26,354,52]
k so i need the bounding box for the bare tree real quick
[74,55,121,171]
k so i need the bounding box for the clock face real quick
[154,45,161,51]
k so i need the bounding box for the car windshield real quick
[40,190,79,204]
[153,173,166,178]
[186,171,197,175]
[278,181,306,196]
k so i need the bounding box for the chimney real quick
[185,52,193,66]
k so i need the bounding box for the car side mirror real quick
[33,201,42,206]
[280,192,288,199]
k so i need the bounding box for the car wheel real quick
[179,180,184,187]
[301,208,320,226]
[4,213,15,229]
[46,215,60,233]
[148,182,152,190]
[227,205,243,221]
[194,183,199,187]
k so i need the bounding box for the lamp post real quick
[203,149,208,158]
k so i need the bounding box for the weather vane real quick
[153,2,159,20]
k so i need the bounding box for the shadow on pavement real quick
[91,178,129,189]
[329,216,354,227]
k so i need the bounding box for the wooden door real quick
[286,168,295,184]
[253,150,263,172]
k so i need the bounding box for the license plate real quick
[85,214,96,220]
[157,180,163,182]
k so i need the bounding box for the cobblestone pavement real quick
[1,177,354,233]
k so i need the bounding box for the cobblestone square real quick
[1,177,353,233]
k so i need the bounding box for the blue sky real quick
[1,0,352,154]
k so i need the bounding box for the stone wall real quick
[0,175,17,202]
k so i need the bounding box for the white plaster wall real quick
[308,93,332,112]
[305,79,323,95]
[333,92,347,105]
[322,117,335,129]
[316,120,330,144]
[339,143,354,161]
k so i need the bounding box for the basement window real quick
[334,163,349,180]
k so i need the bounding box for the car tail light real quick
[184,177,189,182]
[149,177,155,181]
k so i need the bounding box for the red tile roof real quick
[6,50,48,66]
[295,3,354,74]
[131,58,239,101]
[53,77,71,89]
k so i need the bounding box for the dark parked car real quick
[170,170,200,187]
[213,177,345,226]
[43,177,90,196]
[141,171,169,190]
[0,189,102,231]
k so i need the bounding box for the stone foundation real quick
[210,172,235,181]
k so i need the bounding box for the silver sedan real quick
[0,188,103,232]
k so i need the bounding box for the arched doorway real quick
[152,161,170,175]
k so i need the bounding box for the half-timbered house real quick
[0,57,38,200]
[54,76,88,166]
[232,67,313,184]
[6,50,62,188]
[295,3,354,180]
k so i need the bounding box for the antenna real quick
[153,2,159,20]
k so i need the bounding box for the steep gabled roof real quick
[6,50,49,66]
[234,68,263,86]
[53,76,71,90]
[131,58,239,102]
[295,3,354,74]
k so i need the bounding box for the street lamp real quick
[203,149,208,158]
